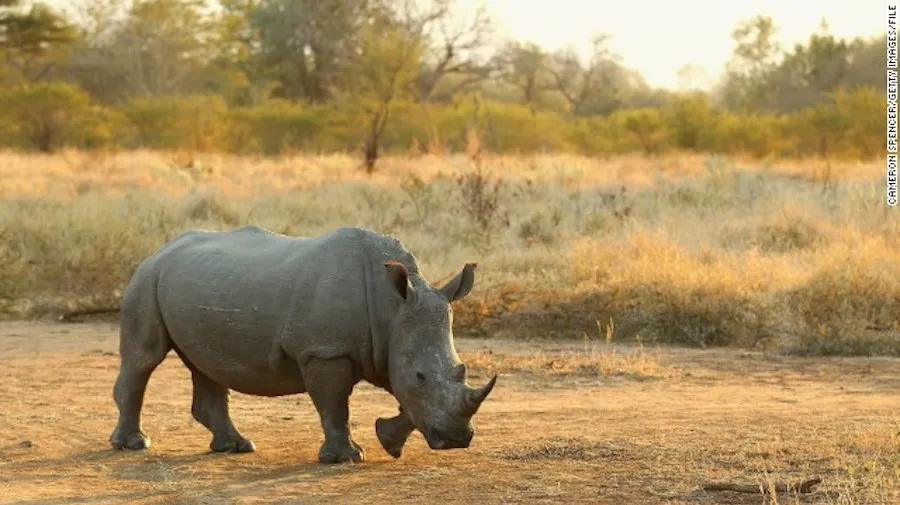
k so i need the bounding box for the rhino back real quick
[147,226,411,396]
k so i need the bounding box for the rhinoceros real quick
[110,225,497,463]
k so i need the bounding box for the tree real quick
[67,0,216,103]
[0,0,75,83]
[718,16,883,115]
[343,0,437,173]
[414,0,495,102]
[252,0,368,103]
[717,15,781,111]
[203,0,263,105]
[493,41,552,114]
[765,20,853,112]
[545,35,644,116]
[0,82,96,152]
[844,36,883,90]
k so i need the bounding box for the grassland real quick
[0,151,897,504]
[0,149,897,356]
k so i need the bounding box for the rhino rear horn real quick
[464,374,497,414]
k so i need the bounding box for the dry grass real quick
[0,149,896,356]
[463,342,669,380]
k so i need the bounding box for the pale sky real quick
[44,0,887,90]
[481,0,886,89]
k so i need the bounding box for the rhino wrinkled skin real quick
[109,225,497,464]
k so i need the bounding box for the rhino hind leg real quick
[110,308,171,450]
[179,355,255,453]
[303,357,365,464]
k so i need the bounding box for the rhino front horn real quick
[465,374,498,414]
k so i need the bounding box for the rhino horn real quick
[463,374,497,415]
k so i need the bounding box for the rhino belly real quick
[167,322,307,397]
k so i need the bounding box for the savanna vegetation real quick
[0,5,896,504]
[1,150,895,358]
[0,1,885,162]
[0,0,894,358]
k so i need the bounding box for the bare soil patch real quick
[0,322,897,504]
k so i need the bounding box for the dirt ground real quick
[0,322,897,505]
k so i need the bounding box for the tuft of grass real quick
[493,437,629,461]
[181,187,241,225]
[461,341,669,380]
[822,427,900,505]
[785,238,900,356]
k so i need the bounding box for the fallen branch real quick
[702,477,821,495]
[58,307,119,323]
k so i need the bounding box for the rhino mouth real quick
[423,426,474,450]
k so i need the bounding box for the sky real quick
[43,0,887,91]
[479,0,887,90]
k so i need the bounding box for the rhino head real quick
[380,261,497,453]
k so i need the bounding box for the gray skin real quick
[109,225,497,464]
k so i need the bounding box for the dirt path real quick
[0,322,897,505]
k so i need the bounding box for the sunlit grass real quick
[0,150,895,355]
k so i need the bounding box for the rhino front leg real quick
[303,357,364,464]
[189,369,255,453]
[375,408,415,458]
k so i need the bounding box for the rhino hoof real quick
[210,434,256,453]
[110,431,150,450]
[318,440,365,464]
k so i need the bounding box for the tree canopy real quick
[0,2,884,162]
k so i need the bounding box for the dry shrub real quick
[722,220,828,254]
[461,342,668,380]
[181,187,241,225]
[720,208,831,254]
[786,237,900,356]
[0,151,896,357]
[754,221,825,253]
[517,208,562,246]
[568,233,791,348]
[0,194,176,314]
[454,160,508,244]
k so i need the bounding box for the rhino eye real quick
[415,371,426,386]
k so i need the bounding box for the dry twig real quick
[58,307,119,323]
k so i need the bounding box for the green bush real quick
[702,112,791,158]
[480,102,573,153]
[0,81,884,160]
[664,92,720,152]
[610,108,670,155]
[0,82,117,152]
[568,116,617,156]
[123,94,229,150]
[227,100,331,155]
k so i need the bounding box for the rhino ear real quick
[439,263,476,303]
[385,261,413,302]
